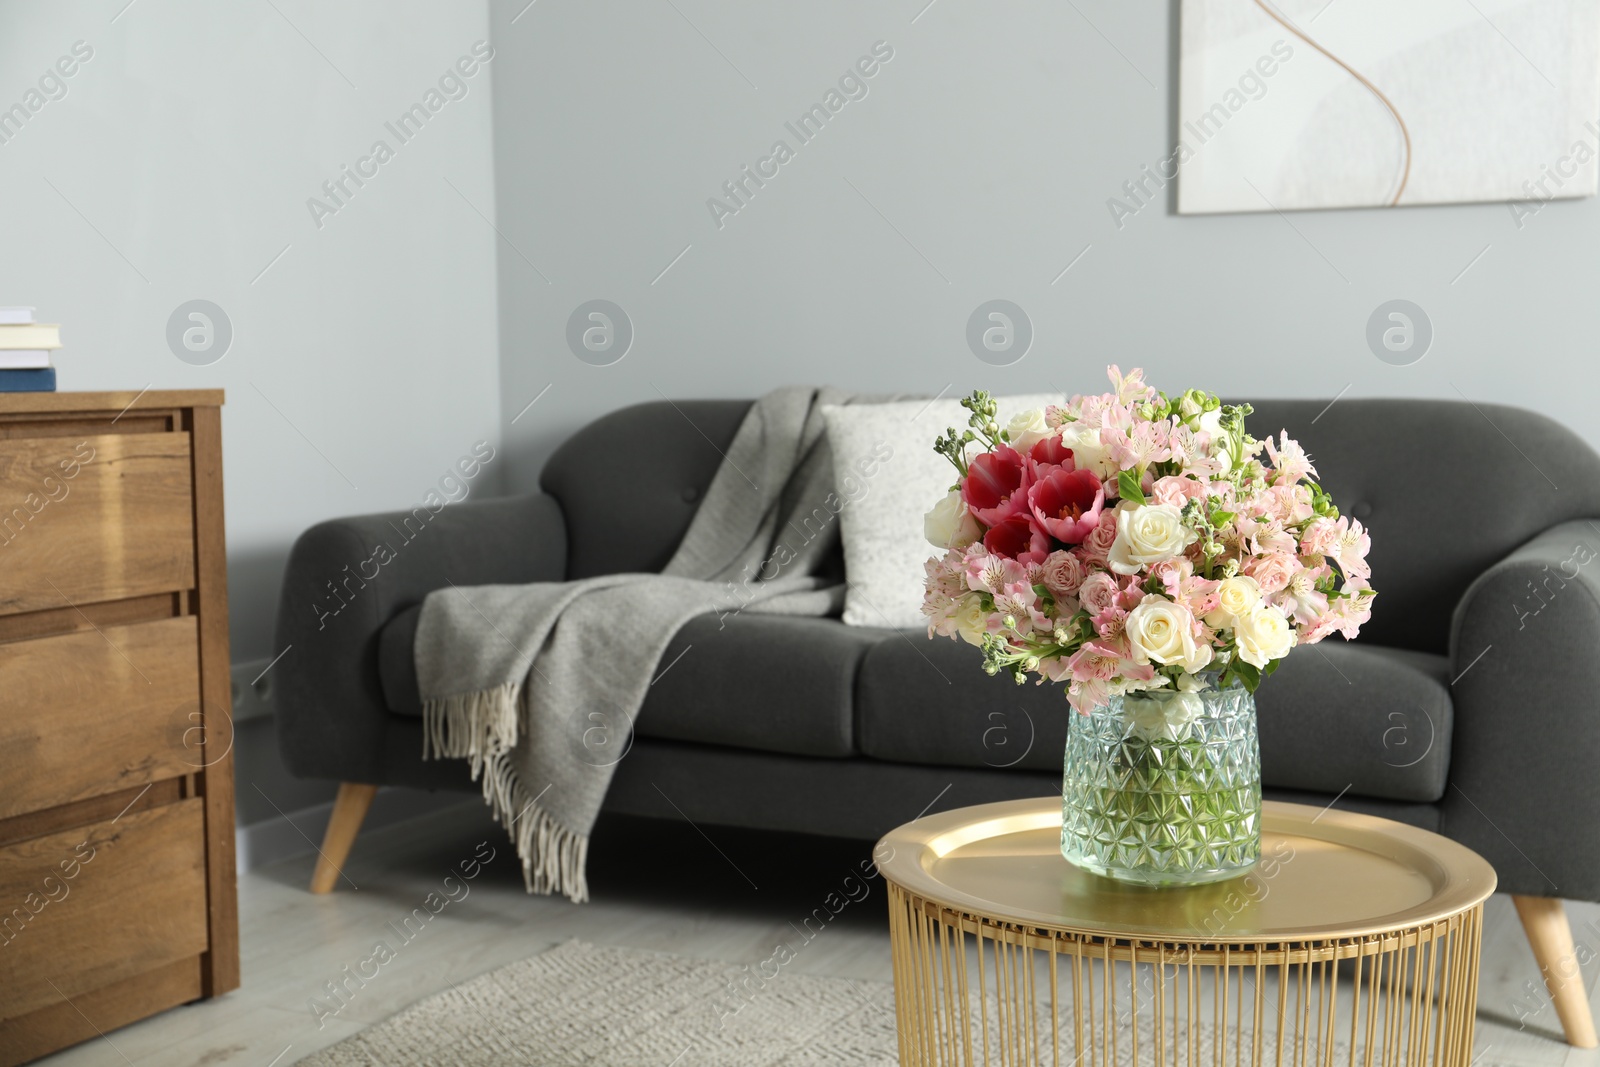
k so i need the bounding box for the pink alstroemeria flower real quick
[962,446,1029,527]
[1028,467,1104,544]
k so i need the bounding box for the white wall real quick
[0,0,502,664]
[490,0,1600,496]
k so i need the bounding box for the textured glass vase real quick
[1060,684,1261,886]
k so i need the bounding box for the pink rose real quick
[1076,508,1120,565]
[1244,553,1298,595]
[962,447,1029,527]
[1151,475,1206,510]
[1028,467,1105,544]
[1041,550,1086,599]
[1079,571,1120,615]
[1300,517,1339,557]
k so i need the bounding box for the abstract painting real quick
[1177,0,1600,213]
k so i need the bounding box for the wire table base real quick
[877,800,1496,1067]
[888,884,1484,1067]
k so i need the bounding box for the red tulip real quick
[1030,433,1074,470]
[961,446,1029,526]
[983,513,1050,565]
[1028,467,1105,545]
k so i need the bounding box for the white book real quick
[0,307,36,325]
[0,350,52,369]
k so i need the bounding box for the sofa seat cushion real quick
[378,607,882,759]
[855,635,1453,804]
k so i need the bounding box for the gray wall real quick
[1,0,502,844]
[490,0,1600,495]
[0,0,502,663]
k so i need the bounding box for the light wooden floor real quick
[29,799,1600,1066]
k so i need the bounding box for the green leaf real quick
[1230,660,1262,692]
[1117,468,1146,505]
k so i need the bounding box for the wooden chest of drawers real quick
[0,391,238,1065]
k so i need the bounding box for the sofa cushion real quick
[378,607,883,760]
[855,635,1453,804]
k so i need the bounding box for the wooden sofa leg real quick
[1513,895,1599,1047]
[309,783,378,894]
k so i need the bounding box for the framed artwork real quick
[1177,0,1600,213]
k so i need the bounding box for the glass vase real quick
[1060,683,1261,886]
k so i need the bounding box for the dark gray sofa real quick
[275,395,1600,1041]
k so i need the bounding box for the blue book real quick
[0,367,55,392]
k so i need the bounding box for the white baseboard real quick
[234,787,470,874]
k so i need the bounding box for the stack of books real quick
[0,308,61,392]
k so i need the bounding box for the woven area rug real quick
[297,940,899,1066]
[297,940,1380,1066]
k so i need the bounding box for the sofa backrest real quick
[542,397,1600,654]
[542,399,754,580]
[1246,398,1600,653]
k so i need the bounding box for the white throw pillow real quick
[822,394,1061,629]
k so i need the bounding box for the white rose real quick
[1125,595,1214,673]
[1233,604,1295,668]
[1205,575,1262,630]
[1058,423,1117,479]
[1200,409,1235,473]
[1005,408,1052,452]
[954,595,989,647]
[924,491,982,549]
[1107,503,1198,576]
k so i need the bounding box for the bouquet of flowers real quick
[921,366,1375,714]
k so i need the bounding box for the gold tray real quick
[876,798,1496,943]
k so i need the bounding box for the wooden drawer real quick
[0,432,195,617]
[0,799,210,1019]
[0,616,201,820]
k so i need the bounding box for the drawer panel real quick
[0,616,201,819]
[0,800,209,1020]
[0,432,195,617]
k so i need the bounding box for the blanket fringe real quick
[421,681,521,775]
[422,683,587,901]
[480,749,590,903]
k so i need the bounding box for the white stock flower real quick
[1005,408,1052,452]
[1233,604,1296,668]
[1200,409,1236,473]
[1125,595,1213,673]
[1107,503,1198,576]
[1205,575,1262,630]
[924,491,982,550]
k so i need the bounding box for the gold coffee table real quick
[877,798,1497,1067]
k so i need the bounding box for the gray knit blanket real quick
[415,387,852,902]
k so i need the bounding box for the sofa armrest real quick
[273,492,567,784]
[1446,518,1600,898]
